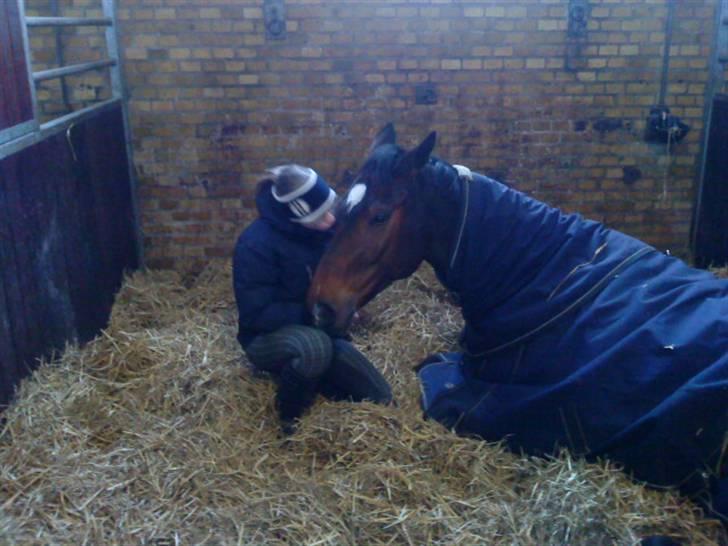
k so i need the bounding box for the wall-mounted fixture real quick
[644,1,690,145]
[565,0,589,71]
[415,84,437,105]
[567,0,589,39]
[263,0,286,40]
[644,106,690,144]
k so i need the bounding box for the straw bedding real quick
[0,262,725,545]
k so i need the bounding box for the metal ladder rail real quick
[23,5,122,124]
[2,0,123,157]
[8,0,145,267]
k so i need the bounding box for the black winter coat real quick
[233,181,332,347]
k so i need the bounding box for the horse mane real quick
[421,156,462,205]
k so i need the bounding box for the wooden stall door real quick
[0,106,138,407]
[694,95,728,268]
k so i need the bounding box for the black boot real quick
[275,360,319,435]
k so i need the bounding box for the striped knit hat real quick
[269,165,336,225]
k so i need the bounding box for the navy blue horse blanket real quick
[418,173,728,511]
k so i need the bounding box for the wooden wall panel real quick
[0,105,139,407]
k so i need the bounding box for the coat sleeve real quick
[233,239,309,333]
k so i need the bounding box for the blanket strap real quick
[449,165,472,272]
[467,246,656,358]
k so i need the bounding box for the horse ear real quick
[414,131,437,167]
[394,131,437,175]
[369,123,397,152]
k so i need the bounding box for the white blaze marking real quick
[345,183,367,212]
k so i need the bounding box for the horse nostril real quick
[312,302,336,328]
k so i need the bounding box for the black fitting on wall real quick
[644,106,690,144]
[567,0,589,38]
[415,84,438,105]
[264,0,286,41]
[565,0,590,71]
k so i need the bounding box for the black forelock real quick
[362,143,404,187]
[335,144,403,223]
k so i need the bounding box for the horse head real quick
[307,123,439,334]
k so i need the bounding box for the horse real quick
[307,123,728,521]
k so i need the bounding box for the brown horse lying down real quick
[307,124,728,524]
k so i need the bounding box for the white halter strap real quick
[452,164,473,181]
[449,165,472,271]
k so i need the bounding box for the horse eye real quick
[370,211,391,225]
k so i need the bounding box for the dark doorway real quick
[694,94,728,268]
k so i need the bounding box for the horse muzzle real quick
[311,300,355,335]
[311,301,336,328]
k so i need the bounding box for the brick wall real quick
[115,0,720,270]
